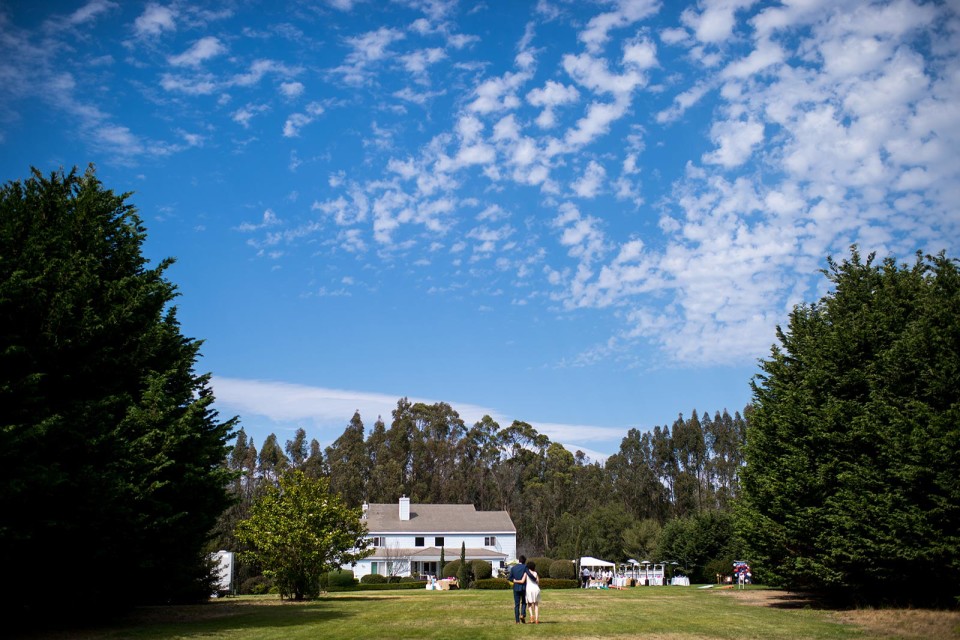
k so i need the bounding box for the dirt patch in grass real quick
[719,589,960,639]
[832,608,960,639]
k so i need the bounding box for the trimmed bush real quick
[529,557,552,579]
[441,560,462,579]
[474,578,511,590]
[326,569,357,587]
[470,560,492,580]
[360,574,387,584]
[550,559,576,580]
[399,576,422,583]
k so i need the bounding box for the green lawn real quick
[27,586,956,640]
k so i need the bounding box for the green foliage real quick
[529,557,552,578]
[457,542,470,587]
[538,578,580,589]
[550,559,576,579]
[656,511,741,583]
[473,578,512,590]
[240,576,274,595]
[442,560,462,579]
[622,519,661,563]
[325,569,357,588]
[738,249,960,606]
[360,574,388,584]
[0,167,236,620]
[235,471,370,600]
[470,559,492,580]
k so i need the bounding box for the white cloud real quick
[400,47,446,77]
[564,97,630,149]
[527,80,580,128]
[230,104,270,129]
[237,209,282,232]
[134,3,176,37]
[279,81,304,98]
[702,118,764,168]
[168,36,226,66]
[467,70,531,114]
[335,27,405,85]
[579,0,661,53]
[283,101,325,137]
[563,53,646,96]
[680,0,758,44]
[571,160,607,198]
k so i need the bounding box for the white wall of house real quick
[351,532,516,579]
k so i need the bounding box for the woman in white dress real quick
[519,560,541,623]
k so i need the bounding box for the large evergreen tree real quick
[738,249,960,606]
[0,167,235,619]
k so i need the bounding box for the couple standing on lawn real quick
[508,555,541,624]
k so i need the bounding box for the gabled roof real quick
[364,502,515,534]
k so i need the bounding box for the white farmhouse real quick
[351,496,516,579]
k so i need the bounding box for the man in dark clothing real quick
[508,555,528,623]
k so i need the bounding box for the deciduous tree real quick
[235,470,370,600]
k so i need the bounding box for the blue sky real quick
[2,0,958,461]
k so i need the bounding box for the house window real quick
[435,537,444,547]
[484,536,497,546]
[415,536,425,547]
[371,561,380,575]
[370,536,385,547]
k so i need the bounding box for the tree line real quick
[213,402,750,582]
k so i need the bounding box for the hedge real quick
[538,578,579,589]
[549,559,576,580]
[327,581,428,592]
[360,574,387,584]
[528,557,553,578]
[473,577,578,590]
[474,578,511,590]
[470,560,492,580]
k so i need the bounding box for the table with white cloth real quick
[671,576,690,586]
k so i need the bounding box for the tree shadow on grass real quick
[17,598,365,639]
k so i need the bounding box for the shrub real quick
[399,576,423,583]
[470,560,492,580]
[240,575,273,595]
[474,578,511,590]
[539,578,579,589]
[550,560,576,580]
[326,569,356,587]
[442,560,462,579]
[529,557,552,579]
[360,574,387,584]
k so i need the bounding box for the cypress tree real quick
[0,167,235,620]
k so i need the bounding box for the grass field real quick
[25,586,960,640]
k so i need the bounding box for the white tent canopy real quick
[579,556,615,568]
